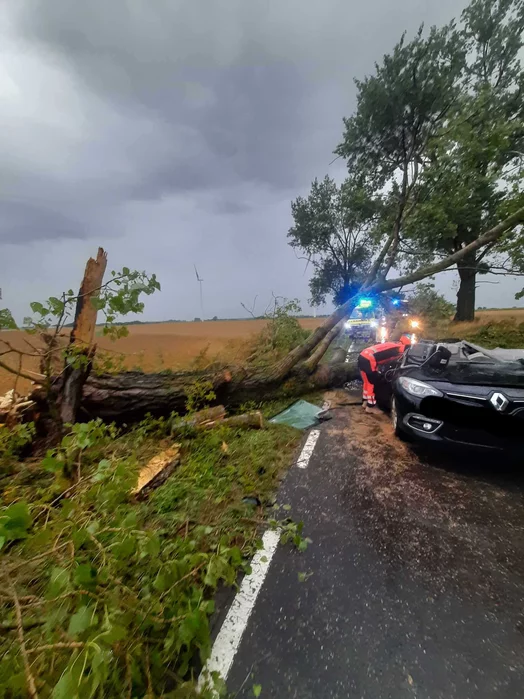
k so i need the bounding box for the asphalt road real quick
[223,391,524,698]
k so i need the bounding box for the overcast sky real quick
[1,0,523,322]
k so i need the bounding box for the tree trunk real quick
[454,253,476,322]
[31,361,360,423]
[58,248,107,425]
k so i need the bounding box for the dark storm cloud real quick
[13,1,313,207]
[5,0,466,243]
[5,0,503,321]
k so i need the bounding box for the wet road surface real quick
[225,392,524,698]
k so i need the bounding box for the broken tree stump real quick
[220,412,264,430]
[170,405,226,436]
[59,248,108,426]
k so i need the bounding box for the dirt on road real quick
[227,390,524,698]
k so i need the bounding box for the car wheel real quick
[391,397,410,441]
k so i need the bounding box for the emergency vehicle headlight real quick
[398,377,443,398]
[370,320,378,327]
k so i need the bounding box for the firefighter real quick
[358,334,412,411]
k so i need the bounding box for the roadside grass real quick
[0,412,303,698]
[420,317,524,349]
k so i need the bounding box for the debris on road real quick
[270,399,329,429]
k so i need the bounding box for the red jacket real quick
[359,341,406,372]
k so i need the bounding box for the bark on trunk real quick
[32,360,360,423]
[58,248,107,425]
[454,253,476,322]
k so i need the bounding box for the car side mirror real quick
[428,346,451,369]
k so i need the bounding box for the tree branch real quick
[302,320,344,372]
[372,206,524,292]
[0,358,44,383]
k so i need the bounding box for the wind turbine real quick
[194,264,204,319]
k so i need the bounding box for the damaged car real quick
[377,340,524,451]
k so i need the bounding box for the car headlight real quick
[370,320,378,327]
[398,376,443,398]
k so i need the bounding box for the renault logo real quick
[490,392,509,412]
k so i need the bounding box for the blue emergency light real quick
[391,298,401,306]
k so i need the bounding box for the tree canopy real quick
[291,0,524,319]
[288,176,380,305]
[403,0,524,319]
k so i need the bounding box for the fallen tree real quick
[31,360,360,422]
[13,207,524,424]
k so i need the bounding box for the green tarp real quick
[269,400,324,430]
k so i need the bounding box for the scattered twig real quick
[4,590,99,608]
[26,642,85,654]
[234,661,255,698]
[6,541,70,573]
[0,358,43,383]
[159,562,206,601]
[10,584,39,699]
[145,646,154,699]
[240,295,258,318]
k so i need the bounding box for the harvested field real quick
[2,310,523,397]
[0,318,323,395]
[476,308,524,320]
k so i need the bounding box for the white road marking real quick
[199,428,321,693]
[198,529,281,692]
[296,429,320,469]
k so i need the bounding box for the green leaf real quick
[122,511,138,528]
[99,623,127,644]
[74,563,97,588]
[90,297,105,311]
[68,606,92,636]
[113,535,135,559]
[0,501,32,547]
[92,459,112,483]
[153,572,167,592]
[30,301,49,316]
[253,684,262,697]
[146,534,161,557]
[42,453,63,473]
[71,528,89,549]
[52,670,77,699]
[282,504,292,511]
[48,567,70,596]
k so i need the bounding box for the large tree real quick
[335,21,465,282]
[406,0,524,320]
[288,176,380,306]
